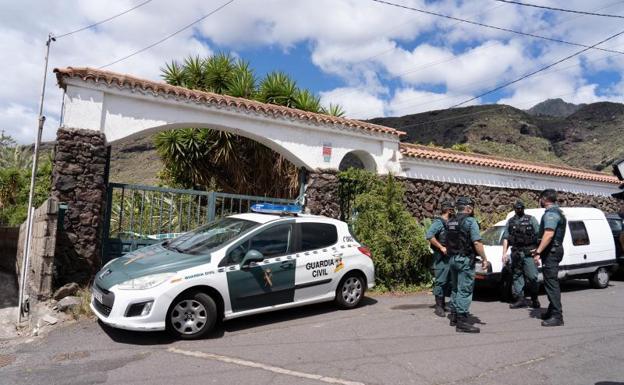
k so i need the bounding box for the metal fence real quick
[102,182,294,262]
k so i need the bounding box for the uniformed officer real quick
[426,200,455,317]
[447,197,489,333]
[501,200,540,309]
[532,189,567,327]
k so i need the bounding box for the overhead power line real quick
[100,0,234,69]
[370,0,624,55]
[55,0,154,39]
[494,0,624,19]
[447,28,624,108]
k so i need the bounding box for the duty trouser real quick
[511,247,539,298]
[542,245,564,318]
[449,255,475,314]
[432,252,451,298]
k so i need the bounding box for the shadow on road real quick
[99,296,378,345]
[595,382,624,385]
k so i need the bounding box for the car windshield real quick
[481,225,505,246]
[165,217,259,255]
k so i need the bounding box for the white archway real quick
[339,150,378,172]
[55,67,404,173]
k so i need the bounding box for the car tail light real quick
[358,246,372,258]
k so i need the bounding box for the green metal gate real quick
[102,183,294,263]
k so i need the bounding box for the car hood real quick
[95,243,211,290]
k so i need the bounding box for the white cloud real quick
[4,0,624,144]
[320,88,386,120]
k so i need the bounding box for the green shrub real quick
[347,173,432,290]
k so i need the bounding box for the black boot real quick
[541,316,564,327]
[509,297,527,309]
[434,296,445,317]
[455,314,480,333]
[449,311,457,326]
[530,295,541,309]
[540,308,552,320]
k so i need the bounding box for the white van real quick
[477,207,618,289]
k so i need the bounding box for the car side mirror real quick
[241,249,264,269]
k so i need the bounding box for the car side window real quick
[249,224,292,257]
[569,221,590,246]
[222,224,292,266]
[608,218,622,233]
[299,223,338,252]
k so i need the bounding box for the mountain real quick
[368,101,624,172]
[526,98,585,118]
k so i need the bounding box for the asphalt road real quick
[2,279,624,385]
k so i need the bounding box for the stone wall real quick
[305,170,620,222]
[15,199,59,301]
[0,227,20,273]
[52,128,108,285]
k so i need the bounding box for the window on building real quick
[569,221,590,246]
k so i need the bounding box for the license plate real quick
[92,288,103,303]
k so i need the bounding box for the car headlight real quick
[117,273,176,290]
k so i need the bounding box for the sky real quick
[4,0,624,144]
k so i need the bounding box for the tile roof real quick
[400,143,620,185]
[54,67,405,138]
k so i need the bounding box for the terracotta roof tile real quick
[400,143,619,185]
[54,67,405,137]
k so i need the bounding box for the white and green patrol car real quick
[91,207,374,339]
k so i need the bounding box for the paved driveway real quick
[2,279,624,385]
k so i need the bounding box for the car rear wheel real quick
[335,273,365,309]
[167,292,217,339]
[590,267,610,289]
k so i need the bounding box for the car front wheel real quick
[167,291,217,339]
[335,273,365,309]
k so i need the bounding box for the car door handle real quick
[280,261,295,270]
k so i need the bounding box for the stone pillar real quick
[305,170,341,219]
[52,128,108,285]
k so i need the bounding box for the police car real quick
[91,204,375,339]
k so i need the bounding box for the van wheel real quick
[335,273,365,309]
[590,267,610,289]
[167,292,217,340]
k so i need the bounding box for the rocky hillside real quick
[527,98,585,118]
[368,100,624,172]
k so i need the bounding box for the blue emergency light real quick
[251,203,302,215]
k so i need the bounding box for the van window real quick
[608,218,622,233]
[299,223,338,251]
[569,221,590,246]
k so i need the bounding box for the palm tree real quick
[294,89,322,113]
[156,53,345,198]
[322,103,347,118]
[257,71,298,107]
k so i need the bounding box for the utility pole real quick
[17,33,55,325]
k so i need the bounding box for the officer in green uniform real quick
[532,189,567,327]
[447,197,489,333]
[426,200,455,317]
[501,200,540,309]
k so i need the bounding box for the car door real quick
[223,223,296,313]
[294,221,340,302]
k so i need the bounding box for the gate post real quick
[52,128,108,285]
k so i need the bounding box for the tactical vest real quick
[446,214,474,256]
[508,215,537,247]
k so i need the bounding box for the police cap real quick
[514,200,525,209]
[456,196,474,207]
[441,200,454,211]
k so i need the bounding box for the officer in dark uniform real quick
[447,197,489,333]
[501,200,540,309]
[532,189,567,327]
[426,200,455,317]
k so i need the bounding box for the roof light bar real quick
[251,203,302,215]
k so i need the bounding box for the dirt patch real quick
[52,351,90,362]
[0,354,16,368]
[390,304,431,310]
